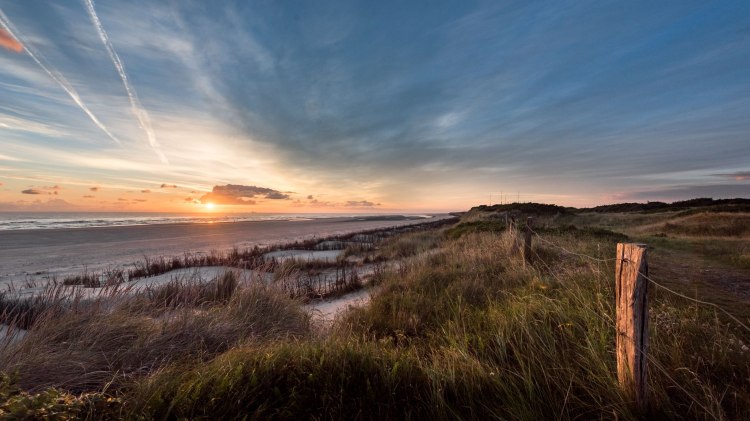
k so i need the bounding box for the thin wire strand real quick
[528,245,615,325]
[526,225,731,416]
[527,227,618,263]
[526,242,714,417]
[638,270,750,334]
[527,228,750,334]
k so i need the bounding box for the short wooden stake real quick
[615,243,649,412]
[523,217,533,263]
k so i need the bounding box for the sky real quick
[0,0,749,213]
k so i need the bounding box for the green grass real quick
[127,228,749,419]
[2,208,749,419]
[444,220,508,239]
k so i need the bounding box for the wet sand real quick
[0,215,450,285]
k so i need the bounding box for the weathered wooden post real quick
[523,217,533,263]
[508,215,519,255]
[615,243,649,412]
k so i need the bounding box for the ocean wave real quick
[0,213,428,231]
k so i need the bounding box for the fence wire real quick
[524,226,750,335]
[526,242,717,417]
[526,235,734,418]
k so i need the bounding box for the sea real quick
[0,212,432,231]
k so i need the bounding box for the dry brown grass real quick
[2,210,749,419]
[0,272,309,394]
[631,212,750,238]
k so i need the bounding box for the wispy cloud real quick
[0,27,22,52]
[345,200,380,207]
[0,8,121,145]
[21,185,60,195]
[712,171,750,181]
[614,184,750,202]
[83,0,167,163]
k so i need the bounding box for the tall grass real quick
[0,272,310,395]
[127,226,749,419]
[1,212,748,419]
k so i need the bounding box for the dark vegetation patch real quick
[444,220,507,239]
[583,198,750,213]
[471,202,571,215]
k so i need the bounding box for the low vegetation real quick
[1,205,749,419]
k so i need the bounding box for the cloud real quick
[117,198,128,201]
[160,183,178,188]
[0,27,22,52]
[266,191,290,200]
[199,184,289,205]
[133,199,147,202]
[345,200,380,207]
[90,187,99,192]
[613,184,750,202]
[712,171,750,181]
[83,195,95,198]
[307,195,314,200]
[0,9,121,145]
[83,0,167,163]
[0,198,76,211]
[21,185,63,195]
[141,189,151,193]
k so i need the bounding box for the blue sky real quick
[0,0,749,211]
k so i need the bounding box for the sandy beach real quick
[0,215,450,285]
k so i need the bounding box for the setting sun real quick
[205,203,215,210]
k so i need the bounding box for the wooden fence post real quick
[615,243,649,412]
[523,217,533,263]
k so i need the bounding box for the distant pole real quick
[615,243,649,413]
[523,217,533,264]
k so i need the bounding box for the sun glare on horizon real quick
[205,203,215,210]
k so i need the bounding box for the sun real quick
[205,202,215,210]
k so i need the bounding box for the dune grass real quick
[1,210,748,419]
[127,225,749,419]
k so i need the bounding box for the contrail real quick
[84,0,168,164]
[0,8,121,145]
